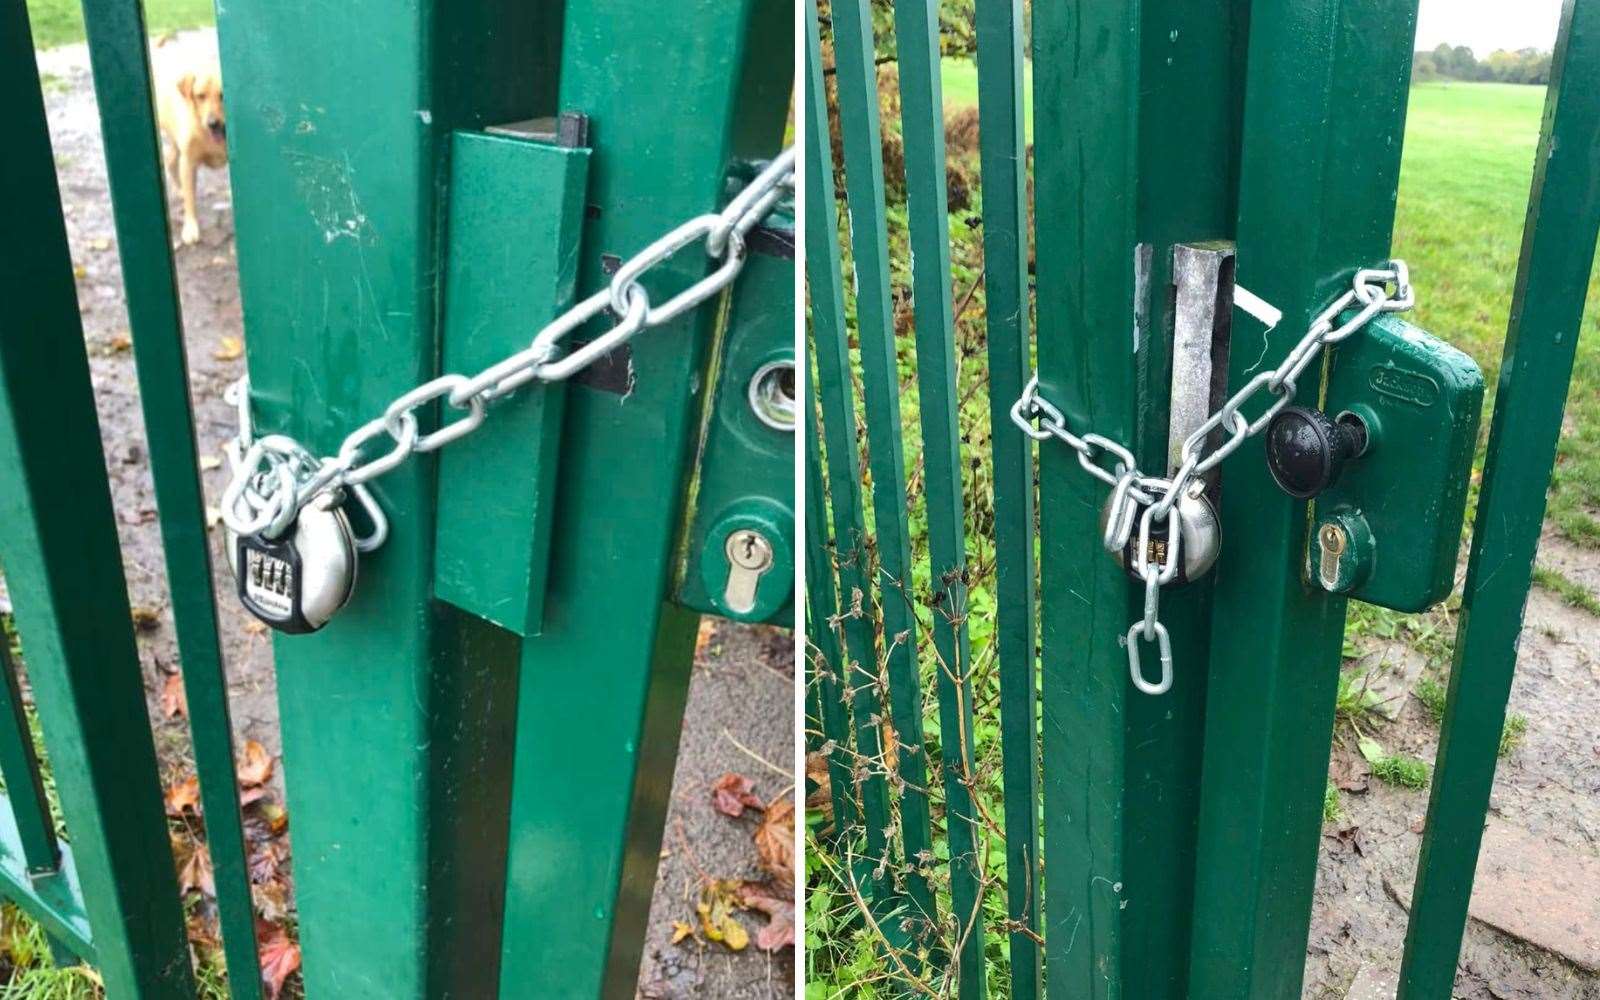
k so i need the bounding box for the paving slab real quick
[1346,965,1398,1000]
[1388,819,1600,973]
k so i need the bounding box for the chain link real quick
[221,148,795,547]
[1011,262,1414,695]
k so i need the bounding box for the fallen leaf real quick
[1357,736,1386,765]
[176,838,215,897]
[696,881,748,951]
[248,839,287,884]
[165,775,201,817]
[670,920,694,945]
[257,922,301,999]
[239,785,270,808]
[108,332,132,353]
[1329,748,1370,793]
[88,237,111,251]
[257,799,288,835]
[244,620,269,636]
[214,336,243,361]
[754,794,795,890]
[200,455,223,471]
[710,772,763,818]
[131,606,162,632]
[238,740,274,787]
[161,673,187,719]
[694,619,717,658]
[252,880,291,924]
[73,264,87,280]
[1322,821,1367,858]
[738,881,795,951]
[804,751,834,827]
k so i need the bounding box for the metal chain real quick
[221,148,796,549]
[1010,261,1414,695]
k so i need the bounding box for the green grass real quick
[24,0,215,49]
[1531,565,1600,615]
[1322,780,1343,823]
[1416,674,1449,722]
[939,59,1033,140]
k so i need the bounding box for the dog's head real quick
[178,69,226,145]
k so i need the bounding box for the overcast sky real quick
[1416,0,1564,54]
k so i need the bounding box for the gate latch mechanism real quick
[1273,313,1484,611]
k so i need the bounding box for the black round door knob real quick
[1264,406,1368,499]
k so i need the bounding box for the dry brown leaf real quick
[248,838,286,884]
[738,881,795,951]
[1329,748,1371,793]
[696,881,748,952]
[804,751,833,827]
[670,920,695,945]
[214,336,243,361]
[131,606,162,632]
[257,922,301,999]
[108,333,132,353]
[243,620,269,636]
[754,794,795,890]
[165,775,201,817]
[257,799,289,835]
[694,618,718,658]
[238,739,274,787]
[177,839,215,897]
[710,772,764,818]
[161,673,187,719]
[253,880,292,924]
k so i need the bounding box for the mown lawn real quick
[1395,82,1600,547]
[25,0,214,49]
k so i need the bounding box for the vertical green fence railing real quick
[806,0,1600,998]
[2,0,260,993]
[3,1,211,994]
[1400,2,1600,995]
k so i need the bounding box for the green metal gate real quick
[2,0,793,996]
[804,0,1600,997]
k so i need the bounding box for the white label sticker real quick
[1234,284,1283,331]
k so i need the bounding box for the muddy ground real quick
[32,37,793,998]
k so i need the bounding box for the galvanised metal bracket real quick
[1307,314,1485,611]
[674,204,795,626]
[432,117,592,636]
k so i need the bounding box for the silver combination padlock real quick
[226,492,358,633]
[1100,485,1222,586]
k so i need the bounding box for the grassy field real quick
[25,0,214,49]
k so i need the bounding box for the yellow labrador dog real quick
[153,33,226,245]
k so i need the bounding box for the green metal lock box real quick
[1310,312,1485,612]
[675,218,796,626]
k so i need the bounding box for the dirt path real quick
[1306,577,1600,999]
[34,35,793,998]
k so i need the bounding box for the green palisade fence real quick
[805,0,1600,997]
[4,0,792,995]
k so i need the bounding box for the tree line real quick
[1413,43,1552,84]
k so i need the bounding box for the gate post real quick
[1030,1,1248,995]
[214,3,563,994]
[492,2,791,995]
[1186,4,1420,997]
